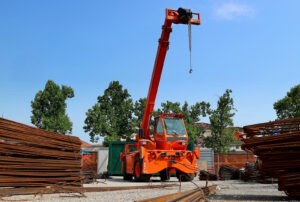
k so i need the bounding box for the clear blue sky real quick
[1,0,299,143]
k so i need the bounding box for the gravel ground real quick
[1,176,292,202]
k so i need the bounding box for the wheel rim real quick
[135,162,141,178]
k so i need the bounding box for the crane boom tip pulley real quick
[166,8,201,25]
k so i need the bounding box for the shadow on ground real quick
[209,194,290,201]
[106,177,179,183]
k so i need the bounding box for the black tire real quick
[141,174,151,182]
[160,169,170,181]
[123,159,133,181]
[134,157,151,182]
[177,171,195,182]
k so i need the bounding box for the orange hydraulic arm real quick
[138,8,201,140]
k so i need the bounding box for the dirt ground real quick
[1,176,292,202]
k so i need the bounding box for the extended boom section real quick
[140,8,201,140]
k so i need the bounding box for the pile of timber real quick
[219,165,240,180]
[0,118,82,189]
[241,117,300,199]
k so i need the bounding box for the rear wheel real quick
[160,169,170,181]
[123,159,133,181]
[134,157,151,182]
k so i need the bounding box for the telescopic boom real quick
[138,8,201,140]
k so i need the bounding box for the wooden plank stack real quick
[0,118,82,189]
[241,117,300,199]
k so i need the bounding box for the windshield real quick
[163,117,186,135]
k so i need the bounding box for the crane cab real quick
[122,112,200,181]
[153,113,188,150]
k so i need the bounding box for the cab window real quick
[155,118,164,135]
[163,117,186,135]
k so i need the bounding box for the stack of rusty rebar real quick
[0,118,82,189]
[241,161,274,183]
[241,162,261,182]
[199,170,218,181]
[219,165,240,180]
[241,117,300,199]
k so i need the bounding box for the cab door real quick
[153,117,167,149]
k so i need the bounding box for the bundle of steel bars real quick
[136,185,217,202]
[0,118,82,189]
[219,165,240,180]
[241,162,274,183]
[199,170,218,181]
[241,117,300,199]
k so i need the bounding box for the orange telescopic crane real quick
[120,8,201,182]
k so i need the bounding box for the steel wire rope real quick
[188,20,193,74]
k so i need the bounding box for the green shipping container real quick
[107,141,136,176]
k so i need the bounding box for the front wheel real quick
[123,159,133,181]
[160,169,170,181]
[134,157,151,182]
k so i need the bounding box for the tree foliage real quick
[84,80,210,146]
[31,80,74,134]
[133,98,147,127]
[83,81,134,146]
[203,89,236,153]
[273,84,300,119]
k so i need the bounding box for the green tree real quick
[133,98,147,127]
[132,98,161,134]
[203,89,236,178]
[273,84,300,119]
[160,101,181,114]
[31,80,74,134]
[204,128,237,153]
[224,128,239,152]
[83,81,134,146]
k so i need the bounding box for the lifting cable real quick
[188,20,193,74]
